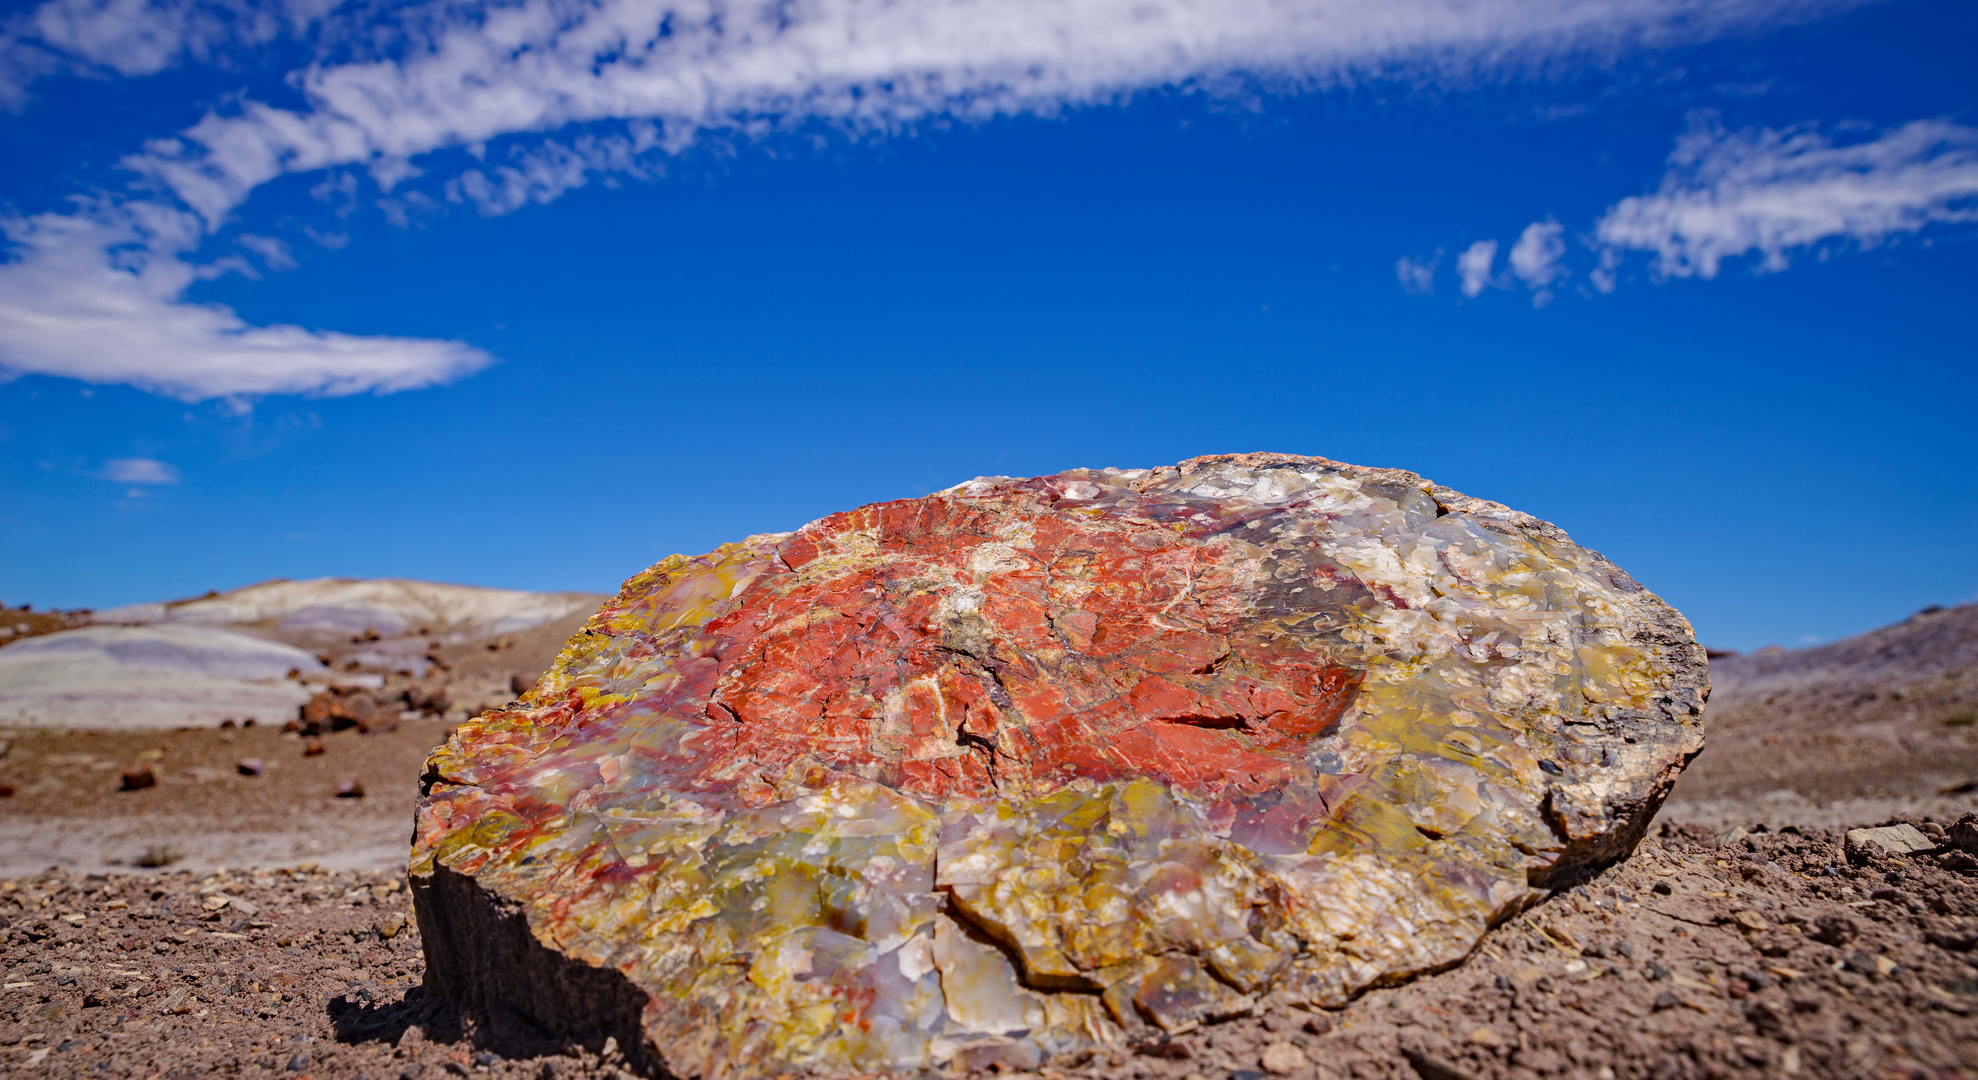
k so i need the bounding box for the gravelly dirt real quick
[5,818,1976,1080]
[0,722,453,876]
[5,604,1978,1079]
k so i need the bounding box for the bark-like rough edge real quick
[412,862,662,1076]
[1164,454,1711,888]
[412,452,1711,1068]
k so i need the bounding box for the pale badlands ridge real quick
[0,578,605,731]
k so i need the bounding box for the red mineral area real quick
[698,483,1364,804]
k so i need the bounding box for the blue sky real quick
[0,0,1973,651]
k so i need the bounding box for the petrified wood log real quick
[411,454,1706,1076]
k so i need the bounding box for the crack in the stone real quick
[935,885,1105,996]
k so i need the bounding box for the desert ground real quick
[3,597,1975,1079]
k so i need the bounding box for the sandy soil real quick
[1689,604,1978,807]
[0,721,450,877]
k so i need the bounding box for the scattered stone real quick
[402,683,451,717]
[1259,1041,1309,1075]
[1401,1047,1477,1080]
[135,844,180,868]
[1652,991,1680,1011]
[1744,999,1785,1037]
[303,736,326,757]
[1946,815,1978,854]
[1841,953,1898,978]
[1508,966,1549,991]
[301,687,393,733]
[236,757,265,777]
[1811,914,1857,946]
[410,455,1708,1076]
[378,913,407,940]
[1652,880,1673,895]
[1925,928,1978,952]
[1845,824,1937,858]
[118,762,156,791]
[1134,1038,1192,1059]
[1732,910,1769,932]
[1467,1026,1505,1048]
[334,777,365,798]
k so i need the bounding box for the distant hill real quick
[91,577,603,641]
[1676,603,1978,802]
[1,578,608,731]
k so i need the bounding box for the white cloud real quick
[0,203,492,400]
[1409,116,1978,303]
[99,456,180,484]
[1395,251,1440,295]
[444,131,658,216]
[235,233,297,271]
[1456,239,1498,298]
[1595,116,1978,278]
[0,0,338,108]
[0,0,1877,397]
[1508,218,1566,305]
[121,0,1870,227]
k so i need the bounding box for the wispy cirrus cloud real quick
[1404,115,1978,302]
[1594,116,1978,278]
[0,0,339,108]
[127,0,1872,227]
[1,0,1875,399]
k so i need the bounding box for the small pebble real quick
[1259,1042,1308,1076]
[120,763,157,791]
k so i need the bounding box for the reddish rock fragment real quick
[118,763,155,791]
